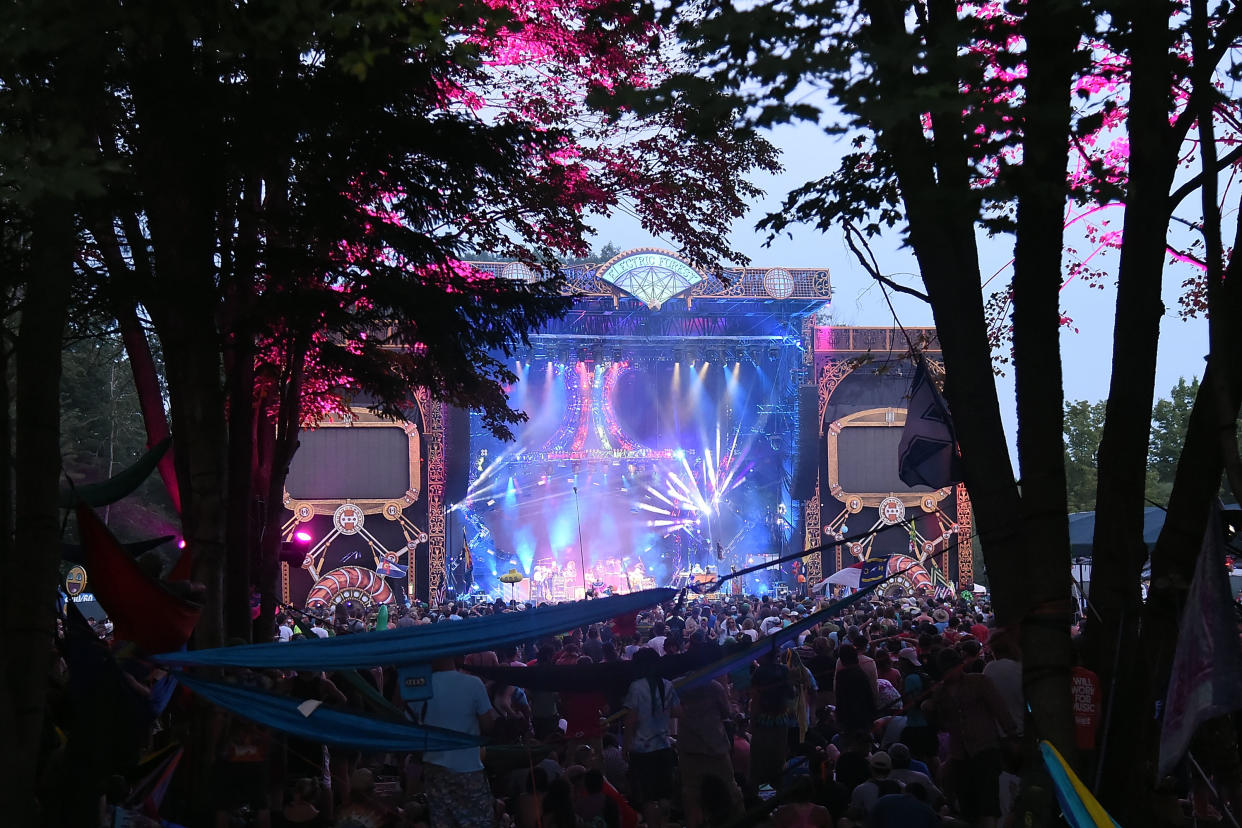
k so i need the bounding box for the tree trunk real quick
[1086,1,1180,810]
[1008,0,1082,763]
[0,198,74,822]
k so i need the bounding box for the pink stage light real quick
[294,530,313,543]
[177,539,187,549]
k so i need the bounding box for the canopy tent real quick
[811,561,864,592]
[155,588,674,670]
[1067,507,1165,559]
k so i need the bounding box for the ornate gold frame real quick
[825,407,952,508]
[283,407,421,518]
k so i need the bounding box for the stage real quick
[278,247,971,608]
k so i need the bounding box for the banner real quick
[1157,503,1242,778]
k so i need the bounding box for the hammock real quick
[155,588,675,670]
[175,672,484,752]
[77,503,201,654]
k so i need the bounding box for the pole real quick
[573,485,587,597]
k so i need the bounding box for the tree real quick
[1064,399,1106,512]
[1150,377,1201,484]
[4,0,779,818]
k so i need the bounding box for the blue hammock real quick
[155,588,675,670]
[175,673,484,752]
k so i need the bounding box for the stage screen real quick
[834,427,933,494]
[461,359,791,596]
[286,426,411,501]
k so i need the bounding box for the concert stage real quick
[279,248,970,608]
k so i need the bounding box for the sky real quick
[593,119,1211,465]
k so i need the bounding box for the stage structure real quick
[455,248,831,602]
[279,246,971,607]
[279,401,443,609]
[802,327,973,595]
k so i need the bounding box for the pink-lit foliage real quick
[957,1,1242,364]
[247,0,776,437]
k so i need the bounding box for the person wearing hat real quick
[932,608,950,632]
[850,751,898,812]
[887,742,943,805]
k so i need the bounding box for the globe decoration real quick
[501,261,540,284]
[763,267,796,299]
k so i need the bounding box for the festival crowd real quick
[83,591,1116,828]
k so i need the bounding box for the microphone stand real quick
[573,485,588,598]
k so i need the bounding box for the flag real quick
[376,558,407,578]
[462,529,473,572]
[1157,502,1242,778]
[860,558,886,586]
[898,356,963,489]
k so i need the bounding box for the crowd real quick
[135,590,1055,828]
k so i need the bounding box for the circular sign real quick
[921,495,939,513]
[763,267,795,299]
[845,496,864,514]
[65,565,88,597]
[333,503,365,535]
[383,502,403,520]
[293,503,314,521]
[878,496,906,526]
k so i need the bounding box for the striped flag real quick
[462,529,473,572]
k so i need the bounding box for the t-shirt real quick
[310,626,330,639]
[983,657,1024,736]
[278,625,293,642]
[646,636,667,656]
[677,679,731,756]
[623,677,679,753]
[420,670,493,773]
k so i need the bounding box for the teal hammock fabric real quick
[467,587,876,694]
[155,588,675,670]
[175,672,484,752]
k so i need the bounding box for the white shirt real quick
[278,624,293,642]
[647,636,667,656]
[760,617,783,636]
[310,626,329,639]
[421,670,494,773]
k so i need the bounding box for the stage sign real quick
[596,248,703,310]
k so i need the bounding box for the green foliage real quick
[1149,377,1199,482]
[1064,376,1237,511]
[58,334,177,540]
[1064,399,1107,512]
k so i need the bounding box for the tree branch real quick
[1168,144,1242,211]
[841,220,931,302]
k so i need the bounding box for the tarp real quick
[174,672,484,752]
[155,588,675,670]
